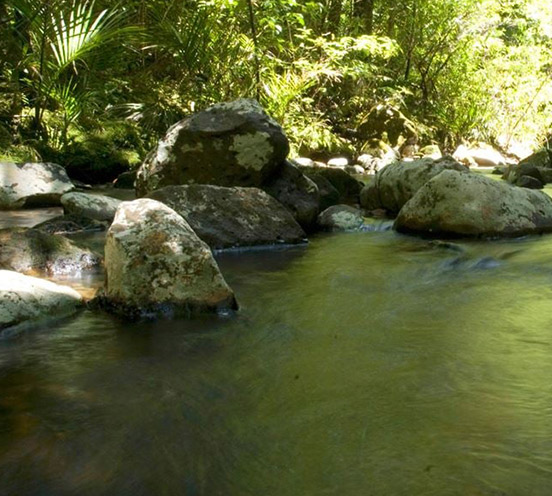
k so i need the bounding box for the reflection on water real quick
[0,207,63,229]
[2,229,552,495]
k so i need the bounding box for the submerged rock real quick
[0,270,83,333]
[61,192,122,222]
[135,99,289,195]
[0,162,74,209]
[147,184,306,249]
[263,161,320,231]
[100,199,237,319]
[361,156,468,214]
[0,227,102,275]
[34,214,108,235]
[317,205,364,231]
[395,170,552,237]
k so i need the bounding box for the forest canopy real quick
[0,0,551,169]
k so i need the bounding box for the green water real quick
[2,226,552,495]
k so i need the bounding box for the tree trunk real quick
[354,0,374,34]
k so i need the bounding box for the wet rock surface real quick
[0,227,102,275]
[0,270,83,333]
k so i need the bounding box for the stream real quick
[2,207,552,495]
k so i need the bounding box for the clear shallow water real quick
[2,227,552,495]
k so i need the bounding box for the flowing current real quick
[2,209,552,495]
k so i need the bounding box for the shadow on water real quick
[2,228,552,494]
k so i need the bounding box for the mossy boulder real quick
[135,99,289,196]
[395,170,552,237]
[361,156,468,214]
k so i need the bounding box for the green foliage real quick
[1,0,552,180]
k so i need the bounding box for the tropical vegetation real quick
[0,0,551,179]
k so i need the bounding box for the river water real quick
[2,209,552,495]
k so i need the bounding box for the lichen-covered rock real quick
[61,192,122,221]
[147,185,305,249]
[317,205,364,231]
[395,170,552,237]
[0,162,74,209]
[263,161,320,231]
[100,199,237,319]
[0,227,102,275]
[135,99,289,195]
[365,156,468,214]
[300,166,362,205]
[34,214,108,235]
[0,270,83,332]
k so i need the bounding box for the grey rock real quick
[147,185,306,249]
[61,192,122,221]
[0,162,74,209]
[0,270,83,332]
[365,156,468,214]
[136,99,289,195]
[395,170,552,237]
[263,161,320,231]
[301,166,362,205]
[307,174,340,211]
[99,199,237,319]
[507,149,551,184]
[317,205,364,231]
[0,227,102,275]
[517,175,543,189]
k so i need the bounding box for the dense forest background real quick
[1,0,551,180]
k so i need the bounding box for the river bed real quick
[2,210,552,494]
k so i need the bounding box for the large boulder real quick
[0,271,83,333]
[0,227,102,275]
[99,199,237,318]
[147,185,306,249]
[361,156,468,214]
[300,166,362,205]
[395,170,552,237]
[0,162,74,209]
[317,205,364,231]
[135,99,289,196]
[61,192,122,222]
[263,161,320,231]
